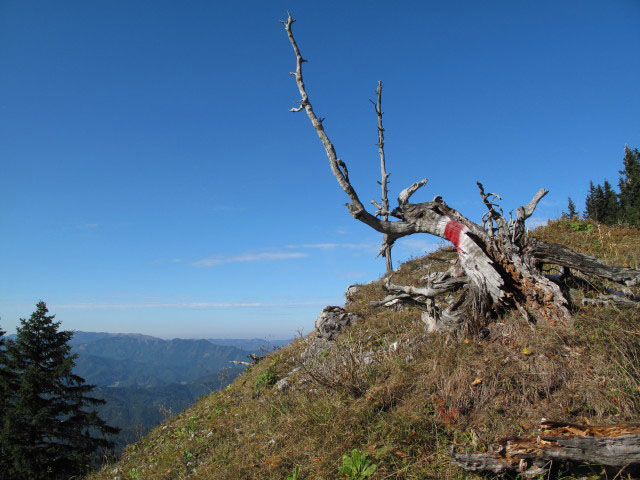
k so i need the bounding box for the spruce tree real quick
[585,181,605,222]
[0,325,16,474]
[566,197,578,219]
[619,146,640,227]
[2,302,118,480]
[601,179,620,225]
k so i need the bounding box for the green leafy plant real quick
[254,369,278,389]
[286,465,302,480]
[569,221,594,232]
[337,449,377,480]
[127,468,141,480]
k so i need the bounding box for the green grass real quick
[88,220,640,480]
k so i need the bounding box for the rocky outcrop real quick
[314,306,360,340]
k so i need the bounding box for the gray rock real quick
[300,336,331,361]
[274,367,300,392]
[315,306,360,340]
[345,284,362,305]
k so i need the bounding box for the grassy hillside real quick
[88,220,640,480]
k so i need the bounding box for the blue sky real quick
[1,1,639,338]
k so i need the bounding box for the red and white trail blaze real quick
[443,220,466,252]
[438,218,505,301]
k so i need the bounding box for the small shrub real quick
[337,449,377,480]
[569,220,594,232]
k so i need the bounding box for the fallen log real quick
[451,420,640,476]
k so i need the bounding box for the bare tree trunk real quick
[372,81,394,273]
[282,14,640,334]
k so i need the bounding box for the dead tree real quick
[283,14,640,334]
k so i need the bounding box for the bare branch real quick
[374,81,391,217]
[476,182,509,234]
[398,179,428,206]
[373,81,394,271]
[384,273,467,299]
[284,14,422,241]
[517,188,548,222]
[283,14,364,214]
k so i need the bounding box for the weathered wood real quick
[372,81,394,273]
[451,421,640,474]
[527,238,640,287]
[449,447,514,474]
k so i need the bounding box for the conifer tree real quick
[585,181,604,222]
[1,302,118,480]
[566,197,578,219]
[601,180,620,224]
[619,146,640,227]
[585,146,639,227]
[0,325,16,474]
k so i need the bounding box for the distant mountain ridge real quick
[2,330,290,453]
[72,336,249,387]
[205,337,291,352]
[64,332,290,451]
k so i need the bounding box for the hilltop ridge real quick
[88,220,640,479]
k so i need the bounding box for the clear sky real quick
[1,1,639,338]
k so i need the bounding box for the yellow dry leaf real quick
[521,347,532,355]
[471,377,483,386]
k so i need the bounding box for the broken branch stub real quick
[283,14,640,333]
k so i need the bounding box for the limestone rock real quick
[315,306,360,340]
[344,284,362,305]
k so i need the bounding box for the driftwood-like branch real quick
[528,238,640,287]
[283,14,364,215]
[477,182,508,235]
[451,420,640,475]
[518,188,549,222]
[582,295,640,307]
[372,81,394,272]
[398,179,428,206]
[384,274,467,299]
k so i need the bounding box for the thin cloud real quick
[191,251,308,267]
[285,242,377,250]
[150,258,183,265]
[51,300,331,310]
